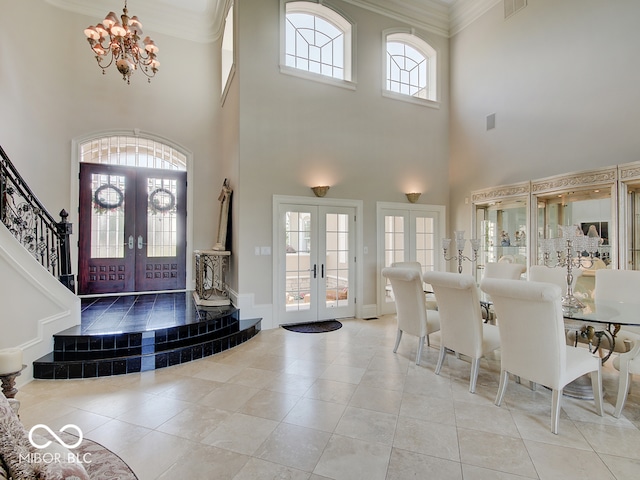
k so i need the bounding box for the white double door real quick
[277,202,356,325]
[378,203,445,315]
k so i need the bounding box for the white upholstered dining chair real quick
[391,261,437,310]
[422,271,500,393]
[381,267,441,365]
[480,278,603,434]
[612,332,640,417]
[484,262,526,280]
[528,265,582,294]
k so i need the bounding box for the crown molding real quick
[448,0,501,36]
[341,0,450,37]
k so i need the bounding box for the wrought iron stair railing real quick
[0,145,74,292]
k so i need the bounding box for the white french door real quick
[277,202,356,325]
[377,203,445,315]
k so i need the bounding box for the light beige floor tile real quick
[227,366,279,389]
[358,368,406,391]
[285,359,330,379]
[157,442,250,480]
[399,391,456,425]
[197,382,261,411]
[83,418,152,456]
[348,384,402,415]
[461,463,536,480]
[283,397,346,432]
[457,428,537,478]
[233,457,311,480]
[319,364,366,384]
[510,409,593,450]
[116,394,189,429]
[192,362,245,383]
[151,375,221,402]
[334,406,397,445]
[156,403,231,441]
[254,422,332,472]
[599,453,640,480]
[313,434,392,480]
[393,415,460,461]
[304,378,357,404]
[239,389,300,421]
[574,421,640,460]
[386,448,463,480]
[453,400,520,437]
[117,430,193,480]
[266,372,317,396]
[202,412,278,455]
[246,354,297,372]
[524,439,616,480]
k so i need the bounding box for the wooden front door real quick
[78,163,186,295]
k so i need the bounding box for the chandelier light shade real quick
[84,1,159,84]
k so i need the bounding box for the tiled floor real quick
[17,316,640,480]
[78,293,198,334]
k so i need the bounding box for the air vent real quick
[486,113,496,131]
[504,0,527,19]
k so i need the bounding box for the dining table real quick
[562,298,640,399]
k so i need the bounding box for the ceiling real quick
[45,0,500,42]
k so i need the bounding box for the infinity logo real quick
[28,424,84,450]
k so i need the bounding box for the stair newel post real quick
[57,209,75,293]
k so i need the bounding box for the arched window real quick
[385,32,437,103]
[284,1,353,82]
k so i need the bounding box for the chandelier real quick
[84,1,159,84]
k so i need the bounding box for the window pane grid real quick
[387,40,430,100]
[81,136,187,171]
[91,174,125,258]
[286,13,345,80]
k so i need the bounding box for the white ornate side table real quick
[194,250,231,306]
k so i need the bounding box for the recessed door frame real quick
[71,130,194,295]
[376,202,446,315]
[273,195,363,324]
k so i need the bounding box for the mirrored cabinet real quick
[531,167,617,270]
[619,161,640,270]
[471,182,530,284]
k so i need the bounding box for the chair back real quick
[528,265,581,294]
[480,278,565,388]
[595,269,640,303]
[484,262,526,280]
[422,271,484,358]
[382,267,427,338]
[391,261,422,274]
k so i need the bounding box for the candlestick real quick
[443,230,480,274]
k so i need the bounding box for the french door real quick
[277,203,356,324]
[378,203,445,315]
[78,163,186,295]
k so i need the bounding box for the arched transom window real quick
[80,135,186,171]
[285,1,352,81]
[386,32,437,102]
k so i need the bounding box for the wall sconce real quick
[311,186,330,197]
[406,192,421,203]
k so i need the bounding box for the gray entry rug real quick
[282,320,342,334]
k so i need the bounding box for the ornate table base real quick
[194,250,231,306]
[0,365,26,399]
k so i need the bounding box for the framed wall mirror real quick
[618,161,640,270]
[471,181,530,284]
[531,167,617,296]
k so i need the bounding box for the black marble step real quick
[33,303,261,379]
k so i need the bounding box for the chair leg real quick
[416,336,425,365]
[590,369,604,417]
[495,370,508,406]
[551,388,562,435]
[435,345,446,375]
[393,329,403,353]
[469,358,479,393]
[614,369,631,418]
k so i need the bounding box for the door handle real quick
[312,264,317,279]
[321,264,325,278]
[128,235,134,250]
[137,235,145,250]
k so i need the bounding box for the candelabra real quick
[539,230,600,309]
[442,231,480,274]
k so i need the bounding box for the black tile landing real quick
[33,292,261,380]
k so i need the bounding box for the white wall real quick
[449,0,640,239]
[0,0,223,287]
[235,0,451,322]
